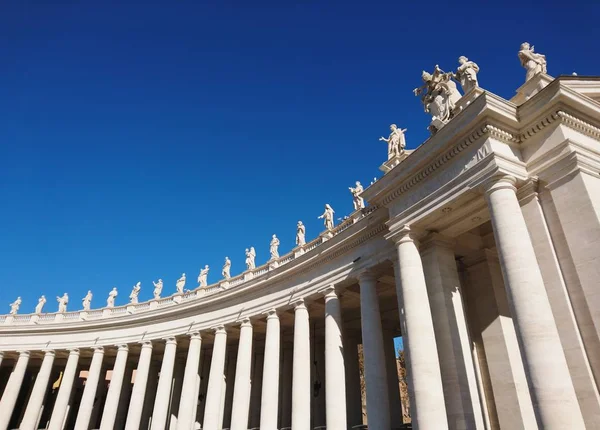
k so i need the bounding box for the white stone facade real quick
[1,72,600,430]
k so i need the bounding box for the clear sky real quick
[1,1,598,313]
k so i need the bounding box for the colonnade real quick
[0,176,589,429]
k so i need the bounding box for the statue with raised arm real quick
[107,287,118,307]
[270,234,280,259]
[176,273,186,294]
[198,265,209,288]
[129,282,141,304]
[318,204,335,230]
[519,42,547,81]
[82,290,93,311]
[349,181,365,210]
[9,297,22,315]
[379,124,407,159]
[455,56,480,94]
[222,257,231,279]
[414,65,462,133]
[35,295,46,314]
[57,293,69,313]
[296,221,306,246]
[245,247,256,270]
[153,279,163,299]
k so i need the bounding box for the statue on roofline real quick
[519,42,547,82]
[414,65,462,134]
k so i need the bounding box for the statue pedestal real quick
[149,300,159,310]
[4,315,14,325]
[320,230,334,242]
[173,294,183,304]
[126,305,136,314]
[55,313,65,322]
[455,87,484,112]
[269,258,279,270]
[220,280,230,289]
[512,73,553,105]
[293,245,306,258]
[244,271,255,281]
[79,311,88,321]
[102,309,112,318]
[30,315,40,324]
[379,150,414,174]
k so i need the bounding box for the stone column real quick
[74,347,104,430]
[260,310,280,429]
[358,270,391,429]
[230,319,253,430]
[203,326,227,430]
[20,350,56,430]
[484,176,585,428]
[343,335,362,427]
[151,337,178,430]
[222,349,237,428]
[420,234,485,430]
[390,227,448,428]
[291,299,311,430]
[124,341,153,430]
[0,351,30,430]
[323,286,347,430]
[280,342,293,428]
[176,332,202,430]
[48,349,80,430]
[382,329,403,428]
[99,344,129,430]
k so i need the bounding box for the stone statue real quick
[270,234,280,259]
[296,221,306,246]
[153,279,163,299]
[222,257,231,279]
[379,124,407,159]
[35,296,46,314]
[57,293,69,313]
[318,204,335,230]
[349,181,365,210]
[198,265,209,287]
[245,247,256,270]
[519,42,547,81]
[455,56,480,94]
[176,273,186,294]
[414,65,462,133]
[82,290,93,311]
[9,297,22,315]
[129,282,141,304]
[107,287,118,307]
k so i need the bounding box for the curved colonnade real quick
[2,73,600,430]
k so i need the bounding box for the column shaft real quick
[230,320,253,430]
[324,288,347,430]
[74,347,105,430]
[0,351,30,430]
[485,177,585,428]
[291,300,311,430]
[260,310,280,429]
[99,345,129,430]
[359,271,392,429]
[393,229,448,428]
[21,351,56,430]
[343,335,363,426]
[203,327,228,430]
[280,343,293,428]
[151,338,178,430]
[124,341,153,430]
[176,332,202,430]
[48,349,80,430]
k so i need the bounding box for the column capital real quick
[318,284,339,300]
[42,349,56,357]
[263,308,279,319]
[163,336,177,345]
[292,298,307,310]
[237,317,252,327]
[187,331,201,340]
[117,344,129,352]
[212,325,226,334]
[92,346,105,354]
[386,224,420,245]
[18,350,31,357]
[357,269,377,284]
[482,175,517,195]
[68,348,80,356]
[140,340,153,349]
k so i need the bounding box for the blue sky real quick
[1,1,598,313]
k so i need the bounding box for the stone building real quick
[1,47,600,429]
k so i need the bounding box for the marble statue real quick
[455,56,480,94]
[176,273,186,294]
[318,204,335,231]
[107,287,118,307]
[82,290,93,311]
[57,293,69,313]
[519,42,547,81]
[153,279,163,299]
[222,257,231,279]
[414,65,462,133]
[35,296,46,314]
[130,282,141,304]
[349,181,365,210]
[379,124,407,159]
[9,297,21,315]
[245,247,256,270]
[198,265,209,288]
[270,234,280,259]
[296,221,306,246]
